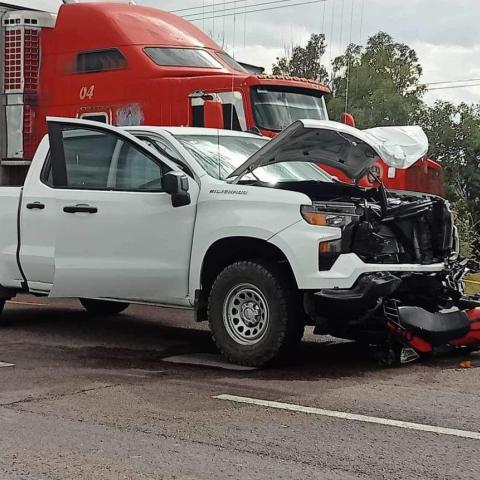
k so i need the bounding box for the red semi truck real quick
[0,0,443,194]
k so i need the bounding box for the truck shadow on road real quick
[1,301,475,381]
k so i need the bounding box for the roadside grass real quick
[464,272,480,295]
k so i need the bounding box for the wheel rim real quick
[222,283,270,346]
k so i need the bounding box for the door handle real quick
[63,204,98,214]
[26,202,45,210]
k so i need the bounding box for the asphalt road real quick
[1,295,480,480]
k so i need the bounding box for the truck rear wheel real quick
[208,260,302,367]
[80,298,129,316]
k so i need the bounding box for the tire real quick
[208,260,302,367]
[79,298,129,316]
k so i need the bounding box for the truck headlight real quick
[301,203,360,229]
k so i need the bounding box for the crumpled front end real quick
[303,253,480,362]
[277,180,470,343]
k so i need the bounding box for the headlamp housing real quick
[301,202,360,229]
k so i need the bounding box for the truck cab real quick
[0,1,442,197]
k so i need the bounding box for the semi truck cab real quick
[0,1,443,197]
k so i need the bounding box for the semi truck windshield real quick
[252,87,328,131]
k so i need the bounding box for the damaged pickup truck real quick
[0,117,479,366]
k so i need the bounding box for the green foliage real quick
[415,102,480,203]
[451,200,479,258]
[327,32,426,128]
[272,33,328,82]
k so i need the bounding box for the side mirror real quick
[163,171,191,207]
[341,112,356,128]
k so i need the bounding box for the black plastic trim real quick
[63,205,98,214]
[48,122,68,187]
[15,188,29,291]
[26,202,45,210]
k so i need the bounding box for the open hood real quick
[228,119,428,181]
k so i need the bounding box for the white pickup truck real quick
[0,117,465,366]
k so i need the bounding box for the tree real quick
[410,100,480,255]
[272,33,328,82]
[418,101,480,206]
[327,32,426,128]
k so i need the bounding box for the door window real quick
[48,125,167,191]
[114,143,165,190]
[63,129,116,188]
[191,91,246,131]
[135,135,194,178]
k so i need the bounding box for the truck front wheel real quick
[79,298,129,316]
[208,260,302,367]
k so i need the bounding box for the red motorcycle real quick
[362,260,480,366]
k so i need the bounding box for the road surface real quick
[1,295,479,479]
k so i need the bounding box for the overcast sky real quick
[28,0,480,105]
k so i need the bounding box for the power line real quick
[338,0,345,58]
[345,0,355,112]
[358,0,365,44]
[426,83,480,91]
[180,0,305,17]
[183,0,287,18]
[181,0,325,19]
[170,0,249,13]
[421,78,480,87]
[321,0,326,34]
[180,0,328,21]
[328,0,335,82]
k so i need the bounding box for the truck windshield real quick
[251,87,328,131]
[175,134,332,183]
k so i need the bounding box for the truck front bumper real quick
[312,253,446,289]
[304,271,403,322]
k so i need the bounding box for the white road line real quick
[214,394,480,441]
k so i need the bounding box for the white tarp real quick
[363,126,429,170]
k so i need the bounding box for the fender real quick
[188,228,296,303]
[187,180,311,302]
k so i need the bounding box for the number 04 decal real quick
[79,85,95,100]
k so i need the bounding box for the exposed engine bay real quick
[273,180,455,264]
